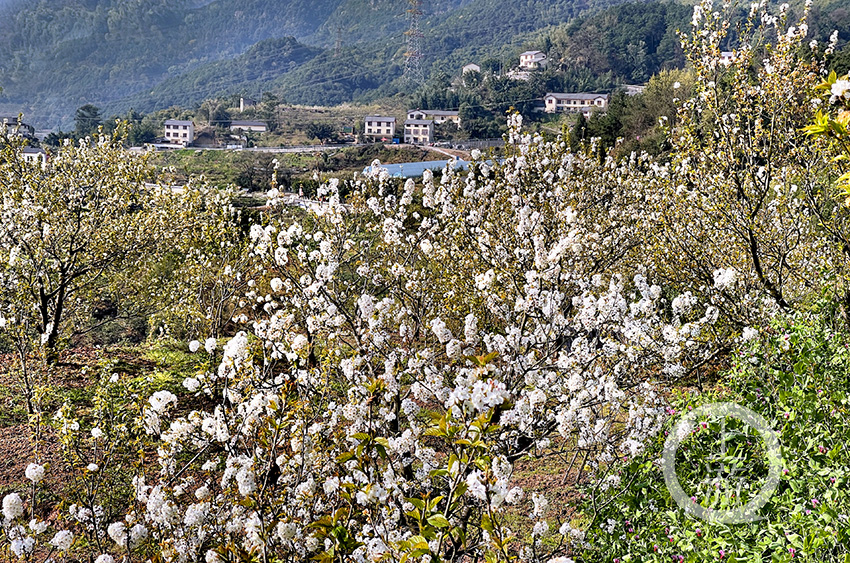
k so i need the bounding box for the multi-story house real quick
[0,116,36,138]
[519,50,547,69]
[363,116,396,139]
[406,109,460,128]
[543,93,610,116]
[164,119,195,146]
[403,119,434,145]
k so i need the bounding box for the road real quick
[137,143,363,154]
[423,145,470,159]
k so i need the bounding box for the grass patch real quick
[0,384,29,427]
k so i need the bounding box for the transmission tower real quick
[404,0,424,85]
[334,25,343,57]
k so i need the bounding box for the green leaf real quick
[427,514,450,528]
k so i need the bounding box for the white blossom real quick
[49,530,74,551]
[24,463,45,483]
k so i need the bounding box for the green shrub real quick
[580,313,850,562]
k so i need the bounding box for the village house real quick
[720,51,734,65]
[543,93,610,115]
[164,119,195,146]
[462,63,480,74]
[21,146,47,167]
[407,109,460,127]
[519,50,547,69]
[230,120,268,133]
[403,119,434,145]
[622,84,646,96]
[1,116,35,138]
[363,116,396,139]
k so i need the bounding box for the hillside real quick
[131,0,658,112]
[1,0,848,127]
[0,0,346,127]
[109,37,322,115]
[0,0,625,127]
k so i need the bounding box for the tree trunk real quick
[41,283,66,365]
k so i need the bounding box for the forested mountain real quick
[0,0,638,126]
[111,38,322,114]
[0,0,848,127]
[0,0,346,126]
[277,0,690,107]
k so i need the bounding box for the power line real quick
[75,11,570,106]
[72,12,595,119]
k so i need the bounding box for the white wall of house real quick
[22,148,46,167]
[519,51,547,69]
[364,117,396,138]
[230,122,268,133]
[404,120,434,144]
[407,110,460,127]
[164,121,195,145]
[543,94,608,114]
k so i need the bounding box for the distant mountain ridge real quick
[2,0,847,128]
[0,0,349,126]
[2,0,653,126]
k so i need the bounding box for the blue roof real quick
[364,159,469,179]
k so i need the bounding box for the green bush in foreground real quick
[580,312,850,562]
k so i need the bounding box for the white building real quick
[21,146,47,167]
[230,120,268,133]
[720,51,734,65]
[407,109,460,127]
[519,50,547,69]
[543,93,609,115]
[462,63,481,74]
[363,116,396,139]
[164,119,195,146]
[403,119,434,145]
[622,84,646,96]
[1,116,35,138]
[506,69,532,82]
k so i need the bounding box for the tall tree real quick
[304,122,335,144]
[0,126,221,367]
[74,104,102,138]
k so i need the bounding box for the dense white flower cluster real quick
[24,463,45,484]
[2,493,23,520]
[2,4,841,562]
[49,530,73,551]
[831,79,850,103]
[2,477,77,561]
[93,103,744,563]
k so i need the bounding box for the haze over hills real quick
[0,0,347,126]
[0,0,847,128]
[0,0,639,127]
